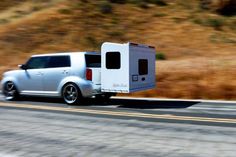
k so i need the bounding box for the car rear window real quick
[85,54,101,67]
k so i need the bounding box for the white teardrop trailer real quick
[1,42,156,105]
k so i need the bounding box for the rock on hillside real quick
[200,0,236,15]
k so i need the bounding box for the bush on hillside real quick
[193,17,225,31]
[150,0,167,6]
[156,52,166,60]
[139,1,149,9]
[109,0,127,4]
[100,2,113,14]
[126,0,149,9]
[206,18,225,30]
[58,8,72,14]
[128,0,167,6]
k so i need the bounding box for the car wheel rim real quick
[4,82,16,100]
[63,84,78,104]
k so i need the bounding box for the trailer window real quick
[85,55,101,67]
[139,59,148,75]
[106,52,121,69]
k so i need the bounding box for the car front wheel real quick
[3,81,19,101]
[62,83,82,105]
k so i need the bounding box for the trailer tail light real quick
[86,69,92,81]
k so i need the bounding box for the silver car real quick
[1,52,113,105]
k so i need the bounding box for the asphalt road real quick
[0,95,235,157]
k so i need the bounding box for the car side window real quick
[26,57,48,69]
[47,56,71,68]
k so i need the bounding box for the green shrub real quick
[11,15,22,19]
[150,0,167,6]
[109,0,127,4]
[128,0,142,4]
[206,18,224,30]
[210,34,236,44]
[193,17,225,30]
[192,18,203,25]
[70,2,81,9]
[111,17,120,24]
[177,0,193,9]
[138,1,149,9]
[31,6,43,12]
[107,31,124,37]
[128,0,149,8]
[156,52,166,60]
[153,12,167,17]
[14,10,29,15]
[99,2,113,14]
[58,8,72,14]
[172,17,185,23]
[0,19,9,24]
[128,0,167,8]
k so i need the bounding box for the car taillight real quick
[86,69,92,81]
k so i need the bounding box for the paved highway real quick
[0,95,235,157]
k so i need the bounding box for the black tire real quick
[3,81,19,101]
[95,93,115,102]
[62,83,82,105]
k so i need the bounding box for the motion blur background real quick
[0,0,235,100]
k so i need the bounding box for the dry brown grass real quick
[126,57,236,100]
[0,0,28,12]
[0,0,235,100]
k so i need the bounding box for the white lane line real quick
[189,107,236,111]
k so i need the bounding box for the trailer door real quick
[101,42,129,93]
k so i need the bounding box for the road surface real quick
[0,95,235,157]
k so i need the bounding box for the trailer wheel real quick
[62,83,82,105]
[95,93,116,102]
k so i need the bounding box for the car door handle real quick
[62,70,69,74]
[36,72,43,76]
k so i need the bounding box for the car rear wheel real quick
[62,83,82,105]
[3,81,19,101]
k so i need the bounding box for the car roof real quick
[32,52,100,57]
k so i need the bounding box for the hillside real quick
[0,0,235,100]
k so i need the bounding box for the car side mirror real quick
[18,64,27,70]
